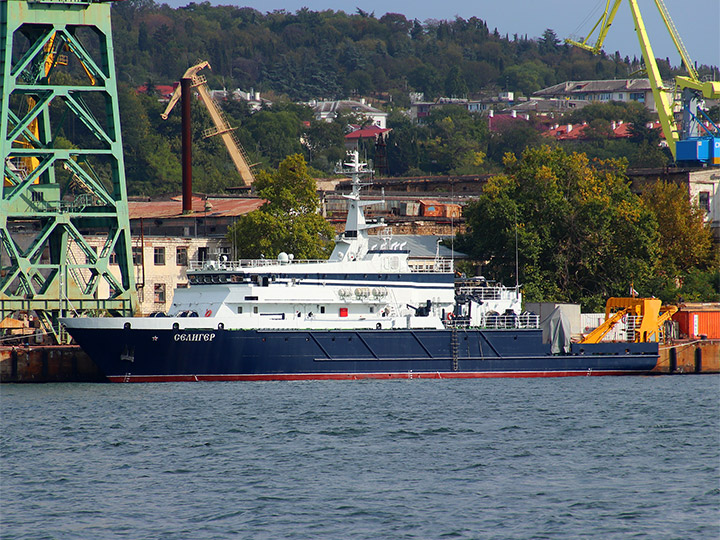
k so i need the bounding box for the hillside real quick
[102,2,717,195]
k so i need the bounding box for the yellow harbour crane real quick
[161,61,256,186]
[567,0,720,165]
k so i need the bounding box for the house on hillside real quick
[135,84,176,101]
[309,99,387,129]
[344,125,392,150]
[543,120,663,141]
[534,79,666,112]
[409,92,520,123]
[209,88,271,112]
[486,109,532,132]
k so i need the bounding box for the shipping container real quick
[419,200,442,217]
[673,308,720,339]
[443,204,462,219]
[402,201,420,216]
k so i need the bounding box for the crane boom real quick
[161,62,256,186]
[566,0,720,165]
[626,0,679,155]
[565,0,623,54]
[581,298,678,344]
[652,0,698,81]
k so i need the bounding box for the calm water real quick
[1,377,719,540]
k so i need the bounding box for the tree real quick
[457,146,660,311]
[444,65,468,98]
[118,88,181,195]
[227,154,334,259]
[244,109,304,168]
[539,28,560,54]
[302,119,345,173]
[420,105,488,175]
[486,121,542,163]
[641,181,717,301]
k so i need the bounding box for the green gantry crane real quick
[1,0,136,342]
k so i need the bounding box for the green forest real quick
[103,1,719,195]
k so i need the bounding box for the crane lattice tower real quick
[1,0,136,339]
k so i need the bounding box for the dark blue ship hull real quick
[66,326,660,382]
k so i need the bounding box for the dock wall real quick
[655,340,720,374]
[0,346,106,383]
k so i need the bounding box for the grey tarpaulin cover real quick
[540,306,571,354]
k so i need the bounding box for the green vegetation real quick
[641,181,718,303]
[457,146,718,310]
[110,3,642,101]
[226,154,334,259]
[560,101,671,168]
[103,2,718,194]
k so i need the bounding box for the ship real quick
[62,152,661,382]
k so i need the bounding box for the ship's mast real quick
[329,151,384,262]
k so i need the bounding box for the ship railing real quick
[411,258,453,273]
[445,313,539,330]
[626,315,642,341]
[188,258,327,271]
[483,313,540,329]
[188,257,454,273]
[456,286,520,302]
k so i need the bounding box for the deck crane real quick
[161,61,256,185]
[566,0,720,166]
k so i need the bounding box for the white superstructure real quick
[172,152,455,330]
[63,151,532,332]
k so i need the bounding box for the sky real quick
[161,0,720,68]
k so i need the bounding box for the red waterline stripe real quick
[107,370,648,382]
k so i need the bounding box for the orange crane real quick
[161,61,256,186]
[581,297,678,344]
